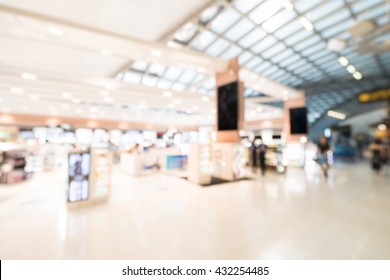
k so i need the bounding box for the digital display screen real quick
[290,107,308,135]
[166,155,188,170]
[218,81,239,131]
[68,152,90,202]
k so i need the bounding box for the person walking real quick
[259,141,267,176]
[369,139,386,174]
[316,136,331,177]
[251,140,258,172]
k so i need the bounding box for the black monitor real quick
[289,107,308,134]
[217,81,239,131]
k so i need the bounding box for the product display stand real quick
[67,148,112,207]
[188,144,211,185]
[211,143,246,181]
[0,143,31,184]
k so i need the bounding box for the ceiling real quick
[0,0,388,132]
[163,0,390,126]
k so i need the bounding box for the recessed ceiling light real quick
[29,94,40,100]
[100,90,110,97]
[105,85,117,91]
[163,91,172,97]
[100,50,112,56]
[104,96,113,103]
[197,67,206,73]
[151,49,162,57]
[347,65,356,73]
[353,71,362,80]
[202,96,210,102]
[338,56,349,66]
[62,92,73,99]
[22,73,37,80]
[378,124,387,131]
[48,26,63,36]
[10,87,24,94]
[90,107,98,113]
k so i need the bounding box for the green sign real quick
[358,89,390,103]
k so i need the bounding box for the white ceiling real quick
[0,0,297,129]
[0,0,213,41]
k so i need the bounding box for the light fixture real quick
[10,87,24,94]
[324,128,332,138]
[378,124,387,131]
[90,107,98,113]
[104,96,113,103]
[163,91,172,97]
[299,16,314,31]
[151,49,162,57]
[105,85,117,91]
[202,96,210,102]
[353,71,362,80]
[29,94,40,100]
[175,99,182,105]
[22,73,37,80]
[48,26,63,36]
[347,65,356,73]
[100,90,110,97]
[338,56,349,66]
[62,92,73,99]
[197,67,206,73]
[327,110,346,120]
[100,50,112,56]
[300,136,307,143]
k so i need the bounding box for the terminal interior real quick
[0,0,390,259]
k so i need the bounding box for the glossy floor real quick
[0,162,390,259]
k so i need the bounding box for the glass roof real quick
[117,0,390,125]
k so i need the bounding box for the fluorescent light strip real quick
[327,110,346,120]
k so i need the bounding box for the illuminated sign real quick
[358,89,390,103]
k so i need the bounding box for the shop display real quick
[0,143,30,184]
[68,152,90,203]
[264,145,287,173]
[188,144,211,185]
[89,148,112,199]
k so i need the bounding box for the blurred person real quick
[259,141,267,176]
[369,139,386,174]
[316,136,331,177]
[251,140,257,172]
